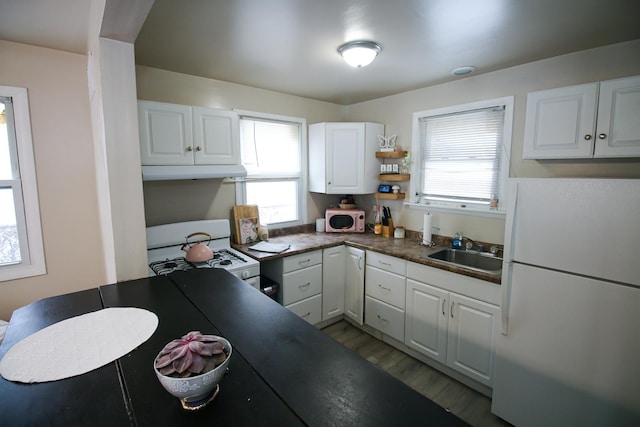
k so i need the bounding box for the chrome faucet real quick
[461,235,484,253]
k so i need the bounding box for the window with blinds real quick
[237,112,307,226]
[412,97,513,213]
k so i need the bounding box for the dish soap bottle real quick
[452,233,462,250]
[489,194,499,210]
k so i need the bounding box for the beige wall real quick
[136,66,347,226]
[346,40,640,243]
[0,41,108,320]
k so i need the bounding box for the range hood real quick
[142,164,247,181]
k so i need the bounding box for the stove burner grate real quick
[149,258,193,275]
[149,249,248,276]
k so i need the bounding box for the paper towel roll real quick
[422,213,432,245]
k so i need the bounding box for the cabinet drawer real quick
[366,251,406,275]
[286,294,322,325]
[282,264,322,305]
[365,266,406,309]
[282,250,322,273]
[365,296,405,342]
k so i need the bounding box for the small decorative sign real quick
[377,134,397,152]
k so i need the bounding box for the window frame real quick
[234,109,307,228]
[0,86,46,282]
[407,96,513,218]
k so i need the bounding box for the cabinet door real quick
[594,75,640,158]
[138,101,194,165]
[447,293,499,387]
[326,123,366,194]
[322,246,345,320]
[344,246,365,325]
[522,83,598,159]
[405,279,448,364]
[192,107,240,165]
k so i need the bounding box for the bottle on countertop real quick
[452,232,463,250]
[373,205,382,235]
[489,194,499,210]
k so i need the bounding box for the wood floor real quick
[321,320,512,427]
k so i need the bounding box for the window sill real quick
[404,201,506,219]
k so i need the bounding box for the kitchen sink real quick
[421,249,503,275]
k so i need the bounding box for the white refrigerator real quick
[491,178,640,427]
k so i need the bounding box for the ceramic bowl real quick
[153,335,232,407]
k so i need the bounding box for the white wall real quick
[0,40,108,320]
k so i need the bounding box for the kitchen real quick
[1,1,640,426]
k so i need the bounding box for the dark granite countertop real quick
[233,231,502,284]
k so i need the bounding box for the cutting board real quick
[232,205,260,244]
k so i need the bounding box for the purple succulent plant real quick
[155,331,227,378]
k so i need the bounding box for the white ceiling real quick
[2,0,640,105]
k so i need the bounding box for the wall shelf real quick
[375,192,406,200]
[379,174,410,181]
[376,151,407,158]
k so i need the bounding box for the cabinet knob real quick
[598,133,607,140]
[196,146,202,151]
[186,146,193,152]
[583,134,592,141]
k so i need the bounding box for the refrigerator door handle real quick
[501,181,519,335]
[501,261,514,335]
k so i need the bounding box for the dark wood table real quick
[0,270,468,426]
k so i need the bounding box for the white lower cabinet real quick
[344,246,365,325]
[365,296,405,342]
[365,251,406,342]
[405,262,500,387]
[405,280,448,363]
[287,294,322,325]
[446,293,499,386]
[322,245,345,320]
[262,250,323,324]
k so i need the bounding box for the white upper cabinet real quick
[523,75,640,159]
[309,122,383,194]
[138,101,240,166]
[192,107,240,165]
[595,76,640,158]
[139,101,194,165]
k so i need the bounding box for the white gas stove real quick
[146,219,260,289]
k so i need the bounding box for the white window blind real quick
[238,114,305,226]
[418,106,505,206]
[240,118,300,176]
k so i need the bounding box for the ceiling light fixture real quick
[451,66,477,76]
[338,41,382,68]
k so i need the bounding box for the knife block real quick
[382,219,394,237]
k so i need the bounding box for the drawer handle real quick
[299,282,311,290]
[298,259,311,266]
[378,284,391,293]
[378,261,392,267]
[301,312,310,318]
[377,314,390,325]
